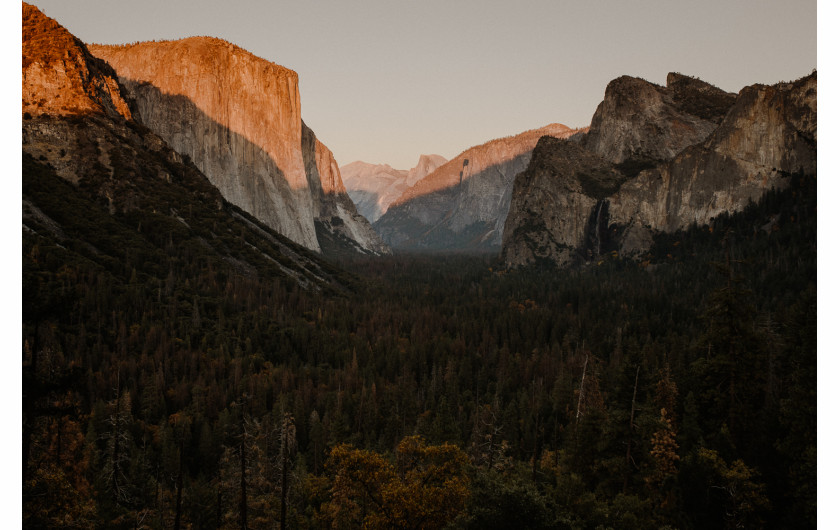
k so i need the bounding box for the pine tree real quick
[647,408,679,511]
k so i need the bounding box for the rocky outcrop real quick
[374,124,582,250]
[502,72,817,268]
[609,73,817,234]
[583,74,735,165]
[502,138,625,267]
[342,154,447,223]
[90,38,387,255]
[22,2,131,121]
[407,154,448,188]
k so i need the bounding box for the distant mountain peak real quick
[373,124,582,251]
[394,123,578,207]
[341,154,448,223]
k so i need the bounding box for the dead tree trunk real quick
[623,365,640,493]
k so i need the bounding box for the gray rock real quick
[502,71,816,268]
[90,37,388,256]
[375,124,582,251]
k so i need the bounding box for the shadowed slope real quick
[374,124,582,250]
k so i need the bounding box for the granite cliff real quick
[502,72,816,268]
[22,3,344,290]
[89,38,388,256]
[582,73,736,164]
[342,154,447,223]
[374,124,582,251]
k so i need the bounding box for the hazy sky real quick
[26,1,816,169]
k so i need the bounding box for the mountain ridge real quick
[341,154,447,223]
[89,36,389,256]
[374,123,583,251]
[502,71,816,268]
[22,2,132,122]
[22,2,355,290]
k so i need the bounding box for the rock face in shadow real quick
[374,124,582,251]
[610,74,817,234]
[90,38,387,255]
[502,137,625,267]
[583,73,736,164]
[502,72,817,268]
[22,3,345,290]
[301,122,391,255]
[342,154,447,223]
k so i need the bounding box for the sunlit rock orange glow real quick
[90,38,387,254]
[22,2,131,120]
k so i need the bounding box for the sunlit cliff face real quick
[22,2,132,120]
[90,38,307,190]
[392,123,582,207]
[89,39,319,250]
[88,37,388,255]
[371,124,587,250]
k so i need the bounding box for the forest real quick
[23,150,816,529]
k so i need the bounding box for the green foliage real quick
[680,447,770,529]
[463,469,563,530]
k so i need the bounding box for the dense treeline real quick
[23,154,815,528]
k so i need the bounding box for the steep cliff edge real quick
[301,122,391,255]
[90,38,387,255]
[374,124,582,250]
[502,137,625,267]
[582,74,735,165]
[502,72,816,268]
[610,73,817,235]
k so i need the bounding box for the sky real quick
[23,0,816,169]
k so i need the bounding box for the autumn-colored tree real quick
[323,443,394,528]
[324,435,470,529]
[647,408,679,511]
[389,435,471,527]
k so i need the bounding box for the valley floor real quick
[23,163,816,528]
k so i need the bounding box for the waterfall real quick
[594,200,605,256]
[584,199,610,260]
